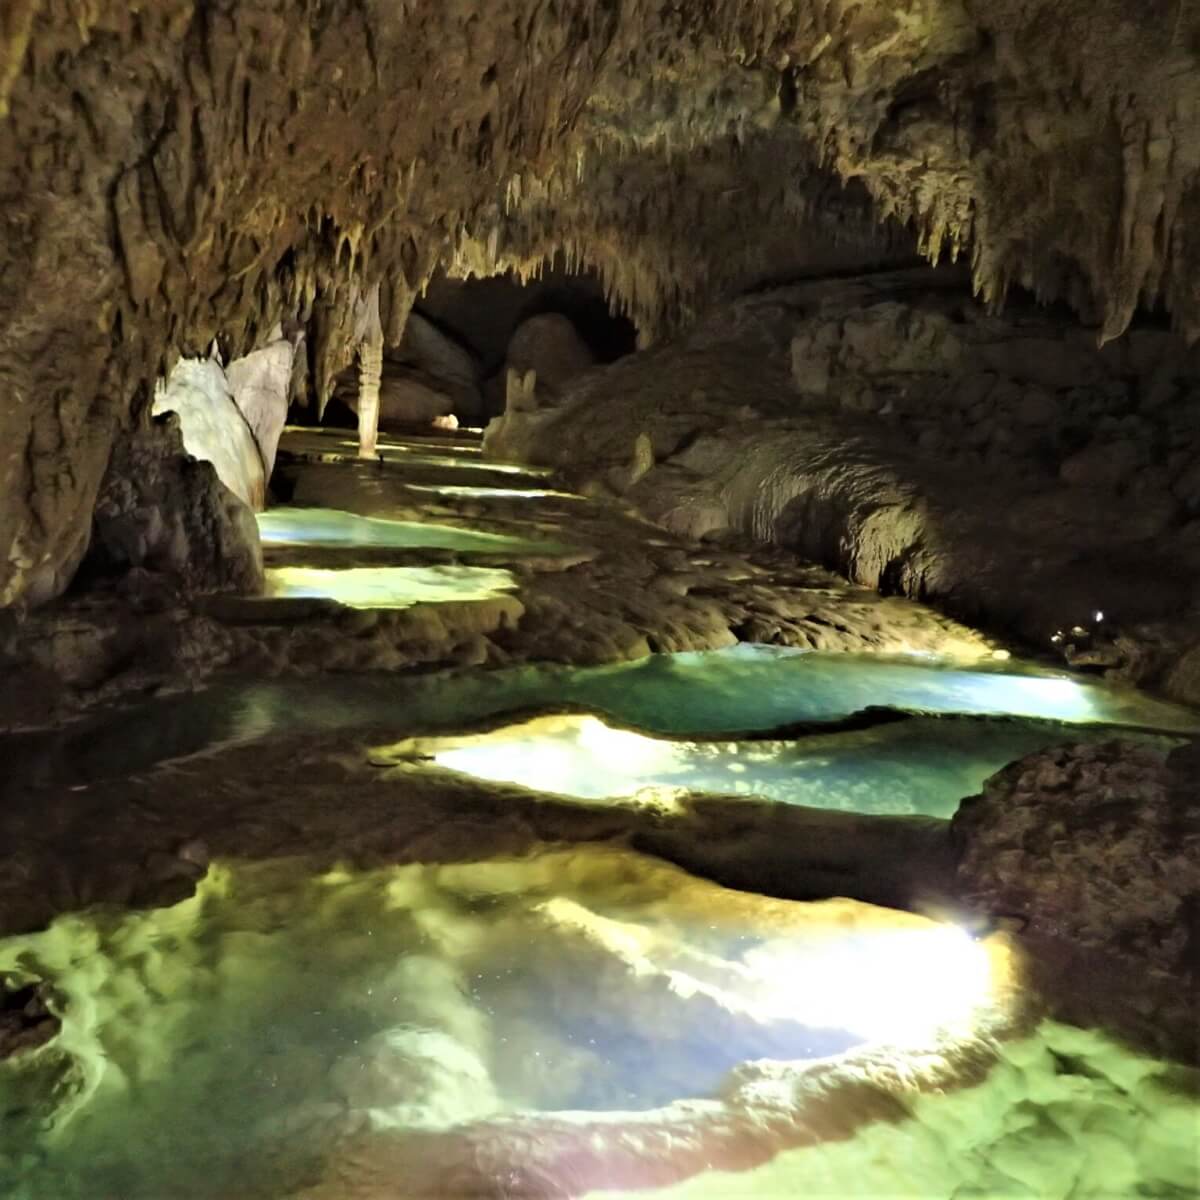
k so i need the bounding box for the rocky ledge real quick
[486,269,1200,702]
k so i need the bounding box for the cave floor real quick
[1,426,1197,1199]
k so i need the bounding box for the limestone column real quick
[357,333,383,459]
[353,281,385,460]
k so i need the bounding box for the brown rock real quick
[87,415,263,596]
[952,740,1200,1061]
[507,313,596,397]
[1059,440,1144,490]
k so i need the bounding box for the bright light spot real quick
[991,649,1011,661]
[1095,610,1105,623]
[432,716,682,799]
[742,924,1002,1047]
[406,484,579,500]
[957,672,1100,721]
[256,507,568,554]
[264,565,517,608]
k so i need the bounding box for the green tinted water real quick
[257,507,571,556]
[6,646,1193,800]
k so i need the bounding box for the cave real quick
[1,4,1198,1198]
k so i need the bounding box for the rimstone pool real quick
[1,431,1197,1200]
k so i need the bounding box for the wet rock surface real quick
[0,978,59,1062]
[488,270,1200,701]
[1,428,999,726]
[952,738,1200,1063]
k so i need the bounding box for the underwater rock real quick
[329,1027,500,1128]
[0,976,59,1061]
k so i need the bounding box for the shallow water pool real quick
[262,564,519,607]
[257,507,571,556]
[6,645,1194,793]
[390,710,1166,818]
[0,850,1012,1199]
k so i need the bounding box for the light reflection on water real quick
[401,711,1152,818]
[257,506,571,556]
[0,851,1011,1200]
[4,645,1194,794]
[263,564,519,608]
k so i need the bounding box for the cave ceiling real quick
[1,0,1199,603]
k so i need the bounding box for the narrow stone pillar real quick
[357,334,383,459]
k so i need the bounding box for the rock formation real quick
[153,356,267,511]
[487,269,1200,698]
[225,330,297,481]
[86,414,263,598]
[337,311,484,429]
[3,1,1200,604]
[952,738,1200,1063]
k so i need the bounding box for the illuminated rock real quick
[152,357,267,511]
[4,1,1200,605]
[225,335,296,483]
[87,414,263,596]
[487,271,1200,699]
[329,1028,499,1128]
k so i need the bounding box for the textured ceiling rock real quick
[2,1,1199,603]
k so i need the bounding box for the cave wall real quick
[486,268,1200,697]
[2,1,1200,604]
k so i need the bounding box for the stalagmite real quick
[352,283,386,460]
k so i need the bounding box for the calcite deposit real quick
[1,7,1199,1194]
[3,1,1200,605]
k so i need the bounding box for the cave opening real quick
[310,259,639,437]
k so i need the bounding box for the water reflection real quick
[0,850,1012,1199]
[263,564,518,608]
[393,711,1162,818]
[257,507,570,555]
[4,646,1194,793]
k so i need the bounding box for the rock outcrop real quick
[152,356,267,511]
[506,312,596,400]
[487,269,1200,698]
[87,414,263,597]
[952,738,1200,1063]
[225,332,296,483]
